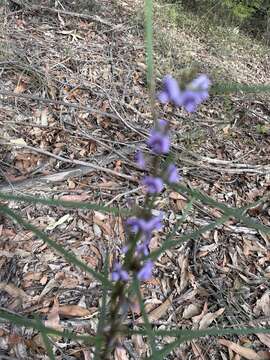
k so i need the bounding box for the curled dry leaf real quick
[44,298,62,332]
[0,282,29,302]
[199,307,225,329]
[256,333,270,348]
[191,341,206,360]
[58,305,97,318]
[59,193,90,202]
[178,255,189,292]
[135,294,173,324]
[254,291,270,316]
[46,214,73,230]
[219,339,266,360]
[132,332,148,357]
[183,303,201,319]
[192,302,208,326]
[114,346,128,360]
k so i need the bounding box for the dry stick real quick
[5,143,138,183]
[0,91,145,136]
[0,91,119,121]
[7,1,113,27]
[0,166,106,193]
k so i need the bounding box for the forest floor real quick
[0,0,270,359]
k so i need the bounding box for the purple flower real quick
[143,176,164,194]
[135,150,146,169]
[136,241,150,256]
[158,74,211,112]
[141,213,163,233]
[166,164,180,184]
[126,213,163,235]
[157,75,182,106]
[157,119,168,130]
[179,74,211,112]
[178,89,209,113]
[137,260,153,281]
[111,262,129,282]
[126,217,143,233]
[147,130,170,154]
[189,74,211,91]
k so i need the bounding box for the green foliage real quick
[177,0,269,38]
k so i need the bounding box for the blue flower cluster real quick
[111,74,210,283]
[158,74,211,113]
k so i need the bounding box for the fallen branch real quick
[8,1,114,27]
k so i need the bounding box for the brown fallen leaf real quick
[254,291,270,316]
[136,294,173,324]
[199,307,225,329]
[256,333,270,348]
[257,352,270,360]
[44,298,62,331]
[59,193,90,202]
[183,303,201,319]
[219,339,264,360]
[58,305,97,318]
[191,341,206,360]
[0,282,29,301]
[114,346,128,360]
[192,302,208,326]
[178,254,189,292]
[132,332,148,357]
[14,79,28,94]
[169,192,186,200]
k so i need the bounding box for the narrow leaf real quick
[0,309,98,345]
[134,279,158,357]
[0,205,112,288]
[0,192,129,216]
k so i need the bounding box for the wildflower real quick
[137,260,153,281]
[158,75,182,106]
[165,164,180,184]
[135,150,146,169]
[147,130,170,154]
[126,217,143,233]
[126,213,163,235]
[140,213,163,234]
[143,176,164,194]
[111,262,129,282]
[136,240,150,256]
[189,74,211,91]
[178,89,208,113]
[157,118,168,131]
[158,74,211,112]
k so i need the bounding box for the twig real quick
[105,186,142,206]
[4,143,138,183]
[6,1,114,27]
[0,166,95,193]
[0,91,119,121]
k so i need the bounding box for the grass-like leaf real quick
[172,183,270,234]
[94,253,109,359]
[34,316,56,360]
[0,309,99,345]
[145,0,153,92]
[0,205,112,289]
[124,326,270,359]
[148,214,229,260]
[145,326,270,359]
[136,326,270,338]
[212,82,270,95]
[0,192,129,216]
[133,279,158,357]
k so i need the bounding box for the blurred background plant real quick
[163,0,270,42]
